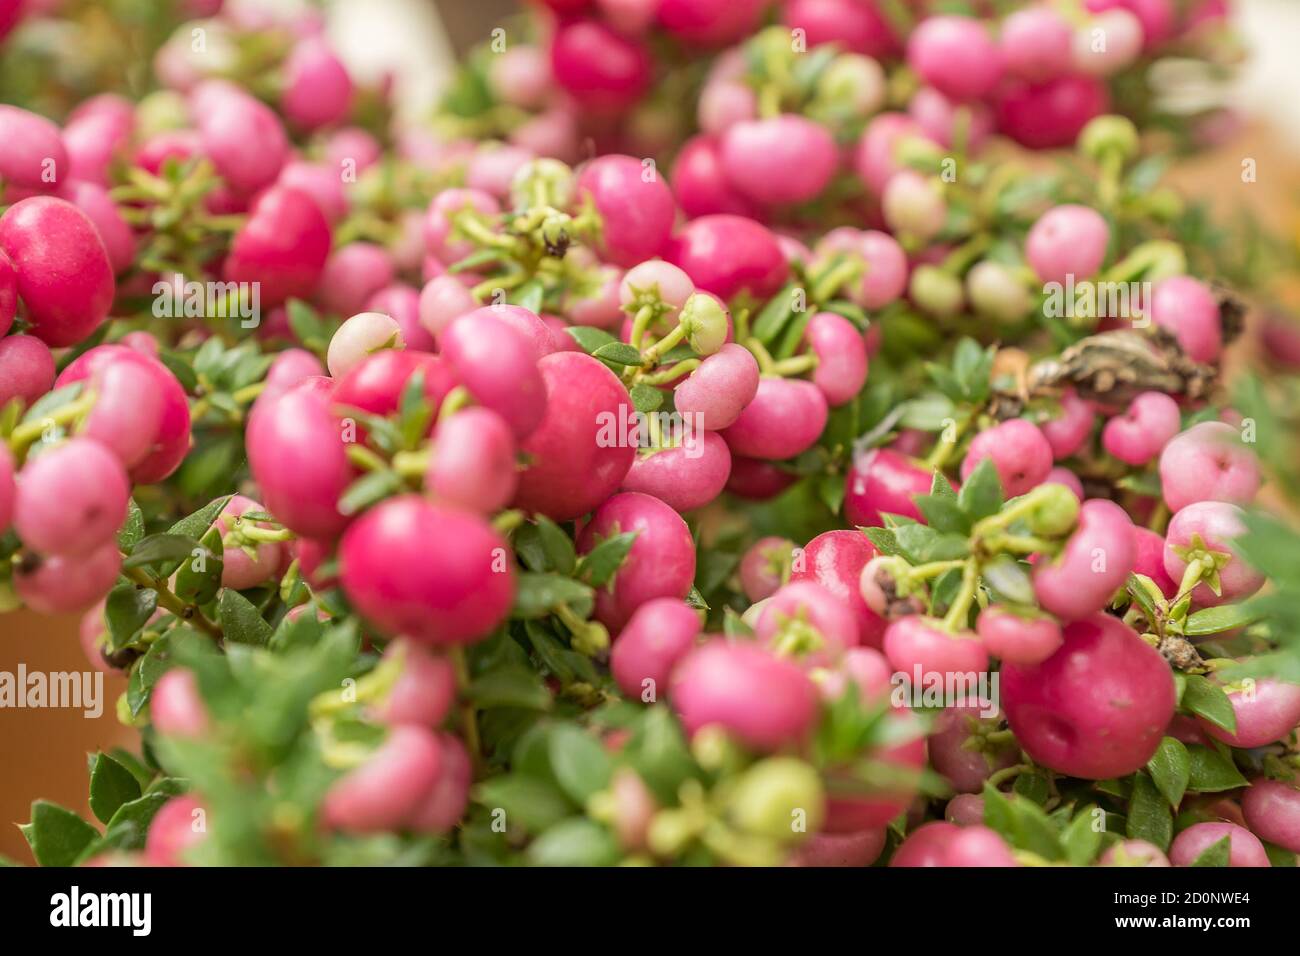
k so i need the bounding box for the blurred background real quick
[1,0,1298,863]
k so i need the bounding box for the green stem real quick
[641,359,699,385]
[941,558,980,631]
[746,338,778,376]
[629,303,656,351]
[986,764,1029,789]
[345,444,389,473]
[772,354,819,377]
[810,259,863,303]
[121,562,222,640]
[640,322,688,366]
[8,390,95,454]
[450,646,482,776]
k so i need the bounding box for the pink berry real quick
[578,492,696,632]
[670,639,819,751]
[610,598,701,701]
[0,196,115,347]
[1085,0,1175,51]
[944,793,985,826]
[1045,466,1084,500]
[78,353,165,468]
[371,640,457,728]
[620,430,732,513]
[56,345,192,483]
[805,312,868,407]
[855,230,909,310]
[60,180,134,274]
[426,407,518,515]
[0,105,66,191]
[246,377,354,539]
[726,456,797,500]
[929,696,1018,793]
[488,45,553,109]
[549,20,651,111]
[1149,276,1221,364]
[326,311,404,380]
[670,135,761,219]
[1040,388,1096,460]
[575,154,675,267]
[783,0,900,58]
[15,540,122,614]
[465,304,559,362]
[280,38,353,131]
[1242,778,1300,853]
[739,536,793,603]
[0,444,12,534]
[942,826,1018,867]
[673,343,760,431]
[844,447,931,527]
[513,352,636,521]
[906,16,1003,101]
[976,606,1063,666]
[668,214,789,301]
[1162,501,1264,607]
[884,617,989,683]
[277,160,348,224]
[755,580,859,666]
[853,112,921,195]
[1198,680,1300,750]
[339,495,514,646]
[321,725,443,834]
[719,115,838,206]
[1073,10,1144,76]
[960,418,1053,498]
[907,86,994,151]
[619,260,695,314]
[330,349,455,423]
[368,284,435,353]
[406,733,472,834]
[15,439,128,555]
[1000,6,1073,82]
[318,243,396,318]
[657,0,765,47]
[144,796,207,867]
[1102,390,1181,465]
[1132,525,1178,598]
[223,186,331,307]
[1001,613,1175,779]
[996,75,1109,150]
[150,669,209,738]
[424,187,499,266]
[194,82,288,195]
[720,377,828,462]
[1033,498,1135,620]
[1169,822,1269,868]
[790,530,885,648]
[440,311,547,441]
[697,81,757,136]
[1100,839,1171,866]
[216,495,283,590]
[788,829,887,868]
[1026,204,1110,285]
[418,275,478,340]
[890,821,958,867]
[1159,421,1260,513]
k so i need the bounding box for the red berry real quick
[15,439,129,556]
[575,154,675,267]
[668,214,789,301]
[223,186,331,307]
[720,377,828,461]
[789,530,885,648]
[610,597,701,701]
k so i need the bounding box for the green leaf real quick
[512,279,545,314]
[474,774,572,833]
[547,724,614,803]
[512,572,593,619]
[217,589,274,646]
[1181,675,1236,734]
[173,524,225,606]
[534,517,576,576]
[1126,772,1173,851]
[591,342,644,367]
[565,326,618,354]
[980,783,1062,860]
[117,499,146,550]
[899,392,955,431]
[957,457,1003,521]
[751,282,798,343]
[1184,604,1261,637]
[467,666,552,711]
[20,382,83,426]
[863,526,903,557]
[981,556,1035,605]
[337,470,403,516]
[98,792,174,852]
[629,383,663,414]
[1189,835,1231,867]
[1185,745,1249,792]
[526,818,619,866]
[1062,807,1104,866]
[577,531,639,588]
[127,633,175,716]
[166,495,233,541]
[1146,737,1190,808]
[916,494,970,535]
[123,533,203,570]
[104,583,158,652]
[88,753,143,825]
[20,801,99,867]
[625,707,697,804]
